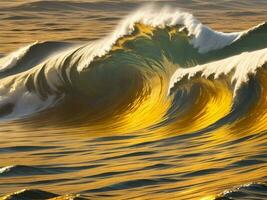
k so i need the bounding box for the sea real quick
[0,0,267,199]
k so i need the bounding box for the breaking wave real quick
[0,6,267,137]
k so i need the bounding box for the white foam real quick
[169,48,267,96]
[0,166,11,174]
[77,6,242,71]
[0,42,38,73]
[0,75,62,119]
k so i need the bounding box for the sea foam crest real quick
[169,48,267,96]
[0,42,38,73]
[77,6,242,71]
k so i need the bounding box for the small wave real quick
[0,165,55,177]
[0,164,103,177]
[0,42,37,73]
[0,189,84,200]
[215,182,267,200]
[0,41,74,78]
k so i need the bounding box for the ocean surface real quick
[0,0,267,199]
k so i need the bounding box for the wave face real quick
[0,5,267,200]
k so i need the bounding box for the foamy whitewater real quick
[0,4,267,200]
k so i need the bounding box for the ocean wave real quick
[0,6,266,136]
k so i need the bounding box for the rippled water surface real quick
[0,1,267,200]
